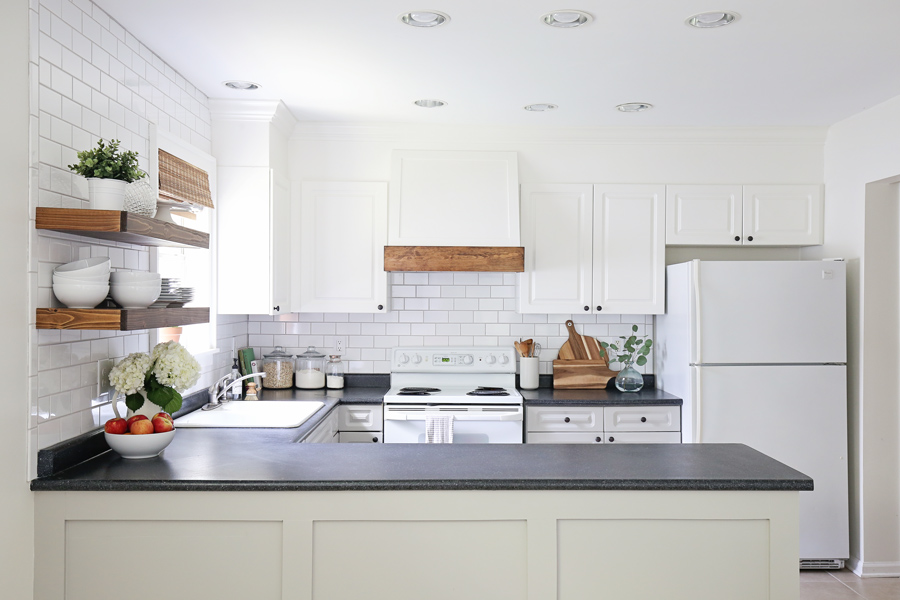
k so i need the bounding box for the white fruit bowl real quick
[105,430,175,459]
[52,282,110,309]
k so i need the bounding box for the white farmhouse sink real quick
[174,401,325,428]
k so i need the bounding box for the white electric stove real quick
[383,347,523,444]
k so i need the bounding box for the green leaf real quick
[162,392,182,415]
[632,324,639,332]
[147,385,175,408]
[636,355,648,366]
[124,393,145,412]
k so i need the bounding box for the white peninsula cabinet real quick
[526,405,681,444]
[666,184,823,246]
[293,182,388,313]
[518,183,665,314]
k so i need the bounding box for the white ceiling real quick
[93,0,900,128]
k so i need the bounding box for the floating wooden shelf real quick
[384,246,525,272]
[36,307,210,331]
[35,207,209,249]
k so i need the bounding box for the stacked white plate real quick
[52,258,111,308]
[150,278,181,308]
[110,271,161,309]
[170,286,194,307]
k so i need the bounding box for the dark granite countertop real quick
[521,386,682,406]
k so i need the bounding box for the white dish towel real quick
[424,413,454,443]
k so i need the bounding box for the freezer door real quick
[696,364,849,560]
[694,261,846,364]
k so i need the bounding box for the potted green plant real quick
[68,139,146,210]
[600,325,652,392]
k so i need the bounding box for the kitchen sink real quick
[174,401,325,428]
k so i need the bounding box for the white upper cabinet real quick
[518,184,593,314]
[389,150,520,246]
[593,184,665,314]
[666,184,823,246]
[294,182,388,313]
[519,184,665,315]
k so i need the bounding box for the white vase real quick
[88,178,127,210]
[124,390,161,419]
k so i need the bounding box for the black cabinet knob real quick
[641,417,647,423]
[747,236,754,242]
[595,436,602,443]
[608,436,615,442]
[564,417,571,423]
[583,306,589,311]
[377,305,384,310]
[596,305,602,311]
[273,305,280,312]
[372,437,379,443]
[734,236,740,242]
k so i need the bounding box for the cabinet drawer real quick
[339,431,383,443]
[603,432,682,444]
[604,406,680,432]
[339,405,384,431]
[526,406,603,432]
[526,432,604,444]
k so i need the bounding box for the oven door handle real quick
[384,411,523,422]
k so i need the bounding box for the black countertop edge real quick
[30,478,813,492]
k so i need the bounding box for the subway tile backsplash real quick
[248,272,654,377]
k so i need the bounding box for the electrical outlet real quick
[97,359,115,402]
[334,336,348,355]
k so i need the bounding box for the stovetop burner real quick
[397,387,442,396]
[466,387,510,397]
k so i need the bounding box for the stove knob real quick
[499,355,510,364]
[412,354,423,364]
[399,353,410,364]
[462,355,474,365]
[485,355,497,365]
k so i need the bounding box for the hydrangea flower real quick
[152,341,201,391]
[108,352,153,396]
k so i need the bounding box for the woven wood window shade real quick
[158,149,214,209]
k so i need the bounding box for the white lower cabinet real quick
[519,183,665,315]
[338,404,383,443]
[526,405,680,444]
[302,407,339,443]
[294,181,388,313]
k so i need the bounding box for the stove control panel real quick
[392,347,517,373]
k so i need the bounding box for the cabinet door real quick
[604,432,682,444]
[518,184,593,314]
[526,432,604,444]
[604,406,680,432]
[271,173,291,314]
[295,182,388,313]
[339,431,383,443]
[742,184,823,246]
[592,184,665,314]
[665,185,743,245]
[338,404,383,431]
[526,406,603,432]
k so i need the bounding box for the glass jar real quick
[325,355,345,389]
[295,345,326,389]
[261,346,294,389]
[614,360,644,392]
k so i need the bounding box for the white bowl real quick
[105,429,175,459]
[54,257,111,277]
[53,272,110,285]
[110,271,162,284]
[111,279,161,287]
[110,281,161,308]
[52,282,110,309]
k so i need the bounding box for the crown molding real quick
[208,99,297,136]
[291,122,828,146]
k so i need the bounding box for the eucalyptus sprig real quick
[600,325,653,367]
[68,138,145,182]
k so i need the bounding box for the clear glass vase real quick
[615,360,644,392]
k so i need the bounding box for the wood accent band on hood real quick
[384,246,525,272]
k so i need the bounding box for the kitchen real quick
[3,1,900,599]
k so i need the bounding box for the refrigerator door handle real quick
[692,364,703,443]
[691,259,702,364]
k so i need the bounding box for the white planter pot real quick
[87,178,127,210]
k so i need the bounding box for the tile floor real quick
[800,570,900,599]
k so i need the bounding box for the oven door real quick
[383,404,523,444]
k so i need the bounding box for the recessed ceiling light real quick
[685,11,740,28]
[414,99,447,108]
[541,10,593,28]
[616,102,653,113]
[223,80,260,91]
[524,103,558,112]
[399,11,450,27]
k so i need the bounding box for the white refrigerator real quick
[656,260,849,565]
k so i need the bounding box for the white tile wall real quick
[249,273,654,376]
[26,0,244,478]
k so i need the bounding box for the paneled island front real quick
[32,406,810,600]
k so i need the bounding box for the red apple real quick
[126,414,149,430]
[152,415,175,433]
[129,419,154,435]
[152,412,173,423]
[104,417,127,435]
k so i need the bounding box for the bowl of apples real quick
[104,412,175,459]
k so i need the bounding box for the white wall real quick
[2,2,35,598]
[816,96,900,576]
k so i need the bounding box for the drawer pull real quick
[564,417,571,423]
[372,436,379,443]
[595,436,602,443]
[641,417,647,423]
[608,436,615,442]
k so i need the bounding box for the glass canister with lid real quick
[325,355,344,389]
[295,345,326,389]
[262,346,294,389]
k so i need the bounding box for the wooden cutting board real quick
[561,321,606,362]
[558,339,607,363]
[552,360,616,389]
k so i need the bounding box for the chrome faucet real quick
[203,372,266,411]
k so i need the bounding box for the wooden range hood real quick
[384,246,524,272]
